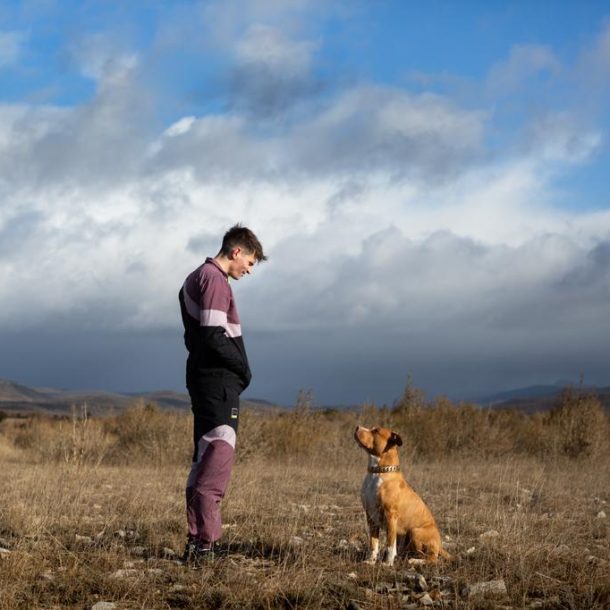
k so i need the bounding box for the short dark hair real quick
[220,224,267,262]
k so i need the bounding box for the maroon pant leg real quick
[186,436,235,544]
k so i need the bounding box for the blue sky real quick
[1,1,610,405]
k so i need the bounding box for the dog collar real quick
[368,465,400,473]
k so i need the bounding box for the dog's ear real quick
[389,432,403,447]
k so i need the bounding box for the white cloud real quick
[2,6,610,400]
[236,23,317,74]
[487,44,561,96]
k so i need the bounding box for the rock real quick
[407,557,427,566]
[403,571,427,592]
[417,592,435,606]
[162,547,176,559]
[40,570,55,581]
[479,529,500,542]
[75,534,93,544]
[91,603,116,610]
[375,582,399,593]
[465,546,476,555]
[430,576,453,589]
[466,579,508,599]
[596,510,606,519]
[338,539,349,549]
[289,536,304,546]
[169,584,187,592]
[347,572,358,579]
[146,568,163,576]
[131,546,147,557]
[115,530,126,539]
[0,548,10,558]
[551,544,570,556]
[587,555,609,567]
[110,568,139,579]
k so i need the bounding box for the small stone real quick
[418,592,435,606]
[347,572,358,579]
[91,602,116,610]
[115,530,126,539]
[146,568,163,576]
[466,579,508,599]
[551,544,570,556]
[91,603,116,610]
[162,547,176,559]
[131,546,147,557]
[338,539,349,549]
[403,571,427,592]
[465,546,476,555]
[110,568,139,579]
[75,534,93,544]
[479,529,500,542]
[430,576,453,589]
[289,536,304,546]
[407,557,427,566]
[375,582,398,593]
[0,548,10,557]
[587,555,609,567]
[40,571,55,581]
[169,584,187,592]
[596,510,606,519]
[363,588,376,600]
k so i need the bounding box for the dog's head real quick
[354,425,403,457]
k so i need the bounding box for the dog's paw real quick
[363,555,378,565]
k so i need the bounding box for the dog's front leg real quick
[365,515,380,564]
[383,511,398,566]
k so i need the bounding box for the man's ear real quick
[389,432,403,447]
[230,246,241,259]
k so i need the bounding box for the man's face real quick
[228,248,257,280]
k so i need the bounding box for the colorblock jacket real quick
[179,258,252,393]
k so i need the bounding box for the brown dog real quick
[354,425,450,566]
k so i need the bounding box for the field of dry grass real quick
[0,395,608,609]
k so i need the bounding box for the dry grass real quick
[0,396,609,609]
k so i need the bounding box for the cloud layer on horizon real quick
[1,2,610,402]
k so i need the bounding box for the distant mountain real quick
[475,382,610,413]
[0,379,280,417]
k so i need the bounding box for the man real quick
[179,224,266,564]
